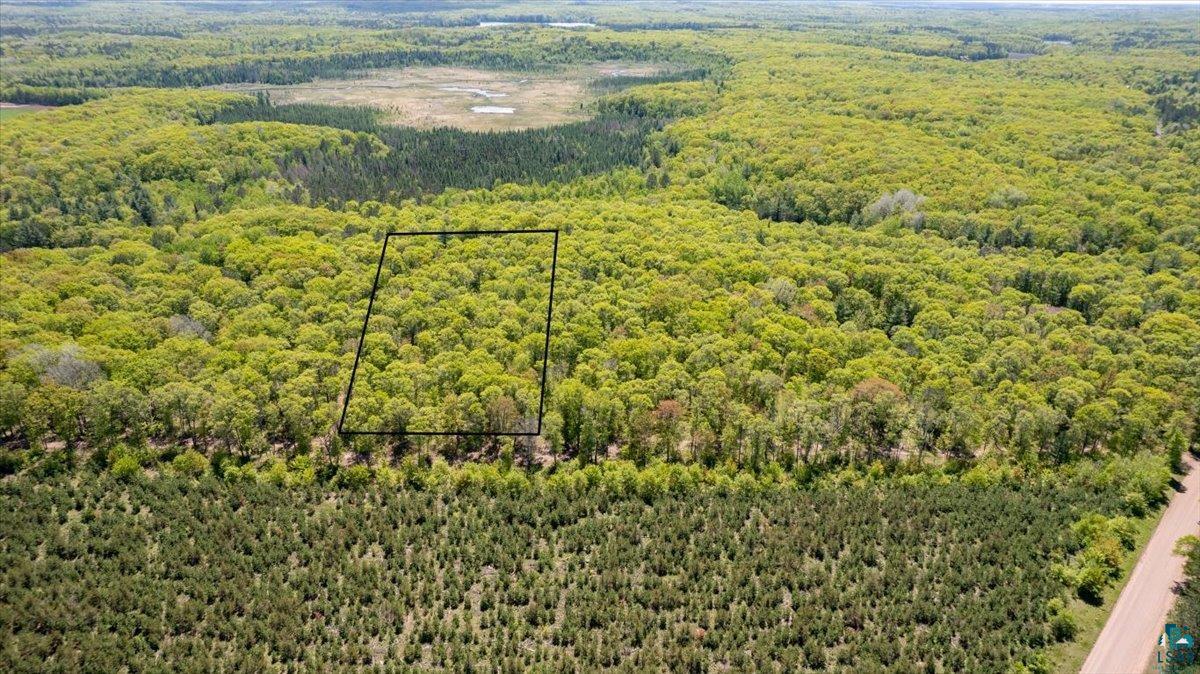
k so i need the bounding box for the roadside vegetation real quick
[1170,533,1200,674]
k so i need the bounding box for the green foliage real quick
[0,450,25,476]
[1060,512,1140,604]
[661,40,1199,256]
[0,472,1135,672]
[1,5,1196,671]
[28,450,73,479]
[170,449,209,476]
[0,85,108,106]
[1173,535,1200,656]
[1167,429,1188,472]
[1046,597,1079,642]
[961,459,1022,488]
[0,18,718,90]
[337,464,373,489]
[1049,612,1079,642]
[210,96,665,206]
[288,454,318,486]
[106,442,150,469]
[1014,651,1054,674]
[109,455,141,481]
[221,462,259,484]
[1055,453,1175,516]
[4,190,1194,466]
[2,5,1198,472]
[0,89,372,250]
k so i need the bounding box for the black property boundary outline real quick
[337,229,560,437]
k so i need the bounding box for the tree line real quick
[0,464,1157,672]
[3,26,726,90]
[1,13,1195,477]
[208,95,665,207]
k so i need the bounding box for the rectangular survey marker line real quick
[337,229,559,437]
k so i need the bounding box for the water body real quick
[439,86,509,99]
[472,106,516,114]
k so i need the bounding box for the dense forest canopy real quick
[0,2,1197,670]
[0,463,1165,672]
[207,95,668,207]
[342,230,557,437]
[1,3,1196,467]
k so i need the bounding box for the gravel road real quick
[1081,453,1199,674]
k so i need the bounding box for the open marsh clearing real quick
[217,64,660,131]
[0,103,52,122]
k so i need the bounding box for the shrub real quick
[395,455,427,490]
[1094,536,1125,569]
[0,450,25,476]
[1121,490,1148,517]
[1065,513,1130,603]
[1098,455,1171,509]
[30,450,73,479]
[734,471,762,494]
[1049,610,1078,642]
[636,469,665,501]
[1166,429,1186,473]
[1020,652,1053,674]
[110,455,141,481]
[106,442,147,468]
[961,459,1018,488]
[1076,562,1110,604]
[1107,516,1137,549]
[1046,597,1078,642]
[171,450,209,477]
[375,465,400,487]
[602,460,639,497]
[1071,513,1134,553]
[1050,562,1077,587]
[288,455,317,485]
[261,459,288,486]
[1172,536,1200,643]
[222,463,258,484]
[501,470,530,497]
[338,465,371,489]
